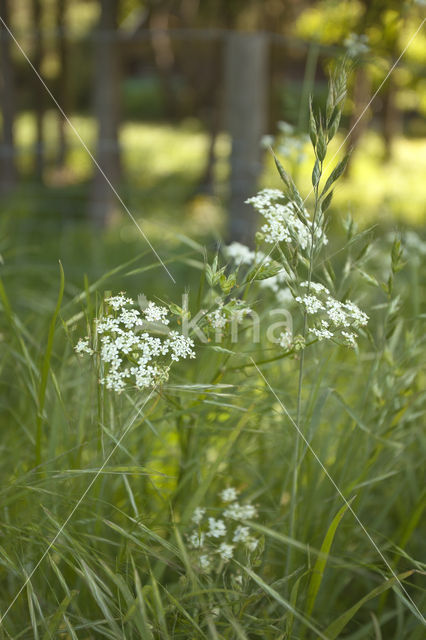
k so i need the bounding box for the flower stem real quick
[285,162,322,582]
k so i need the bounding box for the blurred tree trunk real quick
[32,0,44,181]
[89,0,121,228]
[0,0,17,194]
[56,0,67,167]
[225,32,268,243]
[149,7,177,119]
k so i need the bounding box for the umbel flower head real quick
[295,281,369,348]
[75,294,195,393]
[246,188,328,252]
[187,487,260,572]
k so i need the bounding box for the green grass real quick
[0,214,424,637]
[0,107,425,638]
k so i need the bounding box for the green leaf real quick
[247,260,282,282]
[271,149,306,216]
[286,571,310,637]
[272,150,292,190]
[327,107,341,141]
[312,158,321,187]
[358,269,380,288]
[305,499,354,619]
[391,236,405,274]
[321,154,349,196]
[321,190,333,214]
[316,125,327,162]
[324,571,414,639]
[309,97,317,148]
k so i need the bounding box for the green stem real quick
[285,162,322,582]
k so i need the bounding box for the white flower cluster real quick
[246,189,328,251]
[74,293,195,393]
[224,242,292,306]
[206,299,252,332]
[224,242,255,266]
[295,281,369,347]
[261,122,309,165]
[187,487,259,572]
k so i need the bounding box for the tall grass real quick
[0,76,425,639]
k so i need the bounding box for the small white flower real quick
[246,189,328,251]
[165,332,195,361]
[310,327,334,341]
[191,507,205,525]
[199,555,211,571]
[246,537,259,552]
[207,518,226,538]
[301,281,329,295]
[208,304,228,330]
[105,294,133,310]
[143,301,170,325]
[223,502,257,521]
[225,242,255,265]
[75,338,93,355]
[119,308,141,329]
[220,487,239,503]
[218,543,234,561]
[188,531,205,549]
[75,293,196,393]
[279,330,293,350]
[233,525,250,543]
[341,331,357,348]
[296,294,324,314]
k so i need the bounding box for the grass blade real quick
[324,570,414,639]
[305,498,354,618]
[35,262,65,466]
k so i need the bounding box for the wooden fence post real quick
[224,32,268,243]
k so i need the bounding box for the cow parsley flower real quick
[207,303,228,330]
[186,487,261,575]
[246,189,328,252]
[218,543,234,561]
[205,300,253,335]
[310,327,334,340]
[233,525,250,543]
[75,338,94,355]
[279,330,293,350]
[75,293,195,393]
[144,301,170,325]
[199,554,212,571]
[224,242,255,265]
[246,537,259,552]
[188,531,205,549]
[221,487,239,502]
[192,507,205,525]
[207,518,227,538]
[295,281,368,347]
[223,502,257,520]
[105,294,133,310]
[296,294,325,314]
